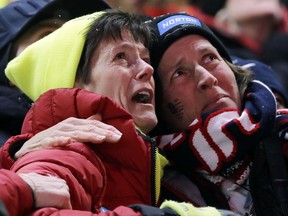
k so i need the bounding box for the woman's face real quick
[157,35,241,131]
[81,30,157,134]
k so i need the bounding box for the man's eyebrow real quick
[197,44,218,55]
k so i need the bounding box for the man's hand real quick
[15,114,122,158]
[18,173,72,209]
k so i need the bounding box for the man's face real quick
[157,35,241,131]
[11,18,65,57]
[83,31,157,134]
[8,19,65,87]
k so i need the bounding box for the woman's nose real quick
[135,59,154,81]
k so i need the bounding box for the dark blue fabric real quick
[232,56,288,107]
[0,86,29,147]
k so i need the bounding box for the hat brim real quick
[160,25,232,63]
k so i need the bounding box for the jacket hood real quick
[5,11,105,102]
[0,0,111,86]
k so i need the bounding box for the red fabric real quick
[0,169,33,216]
[2,88,155,215]
[0,133,32,169]
[29,206,142,216]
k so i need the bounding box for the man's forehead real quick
[167,34,216,51]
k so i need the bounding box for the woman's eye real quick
[142,57,151,65]
[115,52,126,60]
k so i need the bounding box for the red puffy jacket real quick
[0,88,158,216]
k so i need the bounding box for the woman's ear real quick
[73,79,83,88]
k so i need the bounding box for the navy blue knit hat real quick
[233,56,288,107]
[0,0,111,86]
[147,12,232,70]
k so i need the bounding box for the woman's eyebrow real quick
[112,41,149,54]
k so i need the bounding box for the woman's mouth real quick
[132,90,152,104]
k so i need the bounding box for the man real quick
[148,12,287,215]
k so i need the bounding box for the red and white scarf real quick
[156,80,277,180]
[156,80,288,214]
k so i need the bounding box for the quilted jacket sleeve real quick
[0,169,33,216]
[0,133,32,169]
[30,206,142,216]
[11,142,107,212]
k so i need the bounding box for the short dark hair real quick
[76,9,151,84]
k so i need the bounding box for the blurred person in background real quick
[232,56,288,109]
[190,0,288,100]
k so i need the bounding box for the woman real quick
[1,10,160,216]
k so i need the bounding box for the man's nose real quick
[196,66,218,91]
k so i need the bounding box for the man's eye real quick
[172,70,184,79]
[203,54,217,64]
[209,55,216,61]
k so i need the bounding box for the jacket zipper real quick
[150,137,157,206]
[136,129,157,206]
